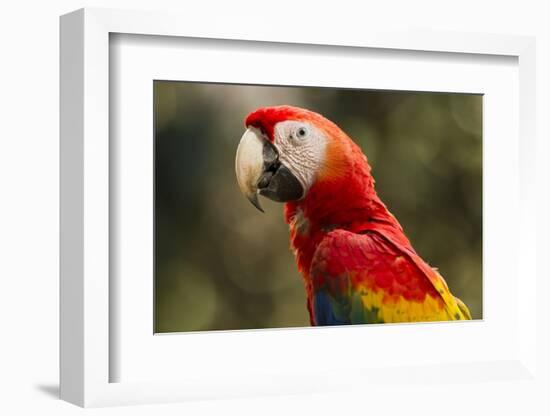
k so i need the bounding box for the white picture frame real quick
[60,7,537,408]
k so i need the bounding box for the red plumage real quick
[244,105,470,324]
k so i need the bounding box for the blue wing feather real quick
[313,290,351,325]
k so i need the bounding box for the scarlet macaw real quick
[235,105,471,325]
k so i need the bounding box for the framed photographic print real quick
[60,8,538,408]
[153,82,481,333]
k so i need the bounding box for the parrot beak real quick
[235,128,267,212]
[235,127,304,212]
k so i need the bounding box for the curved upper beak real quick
[235,127,303,212]
[235,127,268,212]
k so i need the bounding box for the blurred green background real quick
[154,81,482,333]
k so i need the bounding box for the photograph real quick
[154,81,482,333]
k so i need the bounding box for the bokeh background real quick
[154,81,482,333]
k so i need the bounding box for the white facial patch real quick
[273,120,327,196]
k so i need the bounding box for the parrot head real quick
[235,105,366,213]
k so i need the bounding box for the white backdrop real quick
[1,1,548,415]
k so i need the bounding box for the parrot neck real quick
[288,159,401,233]
[284,158,409,279]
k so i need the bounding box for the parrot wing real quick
[309,228,471,325]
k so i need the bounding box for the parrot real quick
[234,105,472,325]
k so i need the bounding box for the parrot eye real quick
[296,127,308,139]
